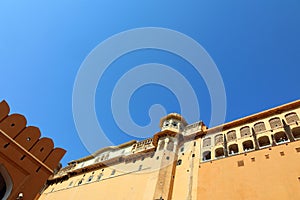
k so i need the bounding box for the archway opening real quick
[159,140,165,150]
[242,140,254,151]
[292,127,300,139]
[215,148,224,158]
[274,132,288,144]
[202,151,211,161]
[228,144,239,155]
[258,136,271,148]
[0,165,12,200]
[166,141,174,151]
[0,174,6,199]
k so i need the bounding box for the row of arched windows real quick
[202,139,255,161]
[202,112,300,147]
[202,129,298,161]
[201,112,300,161]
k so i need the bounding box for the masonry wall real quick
[40,152,163,200]
[0,100,66,200]
[40,170,159,200]
[197,140,300,200]
[172,139,200,200]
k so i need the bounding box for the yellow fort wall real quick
[197,140,300,200]
[39,100,300,200]
[40,159,161,199]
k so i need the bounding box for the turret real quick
[159,113,187,132]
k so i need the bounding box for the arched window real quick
[87,175,94,182]
[240,126,251,137]
[111,169,116,176]
[0,174,6,199]
[292,127,300,139]
[163,121,170,127]
[274,132,288,143]
[258,136,270,148]
[202,138,211,147]
[101,154,105,161]
[171,121,178,127]
[228,144,239,155]
[215,134,223,145]
[215,148,224,158]
[167,141,174,151]
[97,173,103,181]
[68,181,73,187]
[159,140,165,150]
[269,117,282,129]
[0,165,12,200]
[285,112,299,124]
[94,157,100,163]
[202,151,211,161]
[242,140,254,151]
[227,130,236,142]
[78,179,83,185]
[180,147,184,152]
[254,122,266,133]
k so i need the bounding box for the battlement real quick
[0,100,66,200]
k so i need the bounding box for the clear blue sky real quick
[0,1,299,165]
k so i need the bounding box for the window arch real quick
[0,165,12,200]
[258,136,270,148]
[180,147,184,152]
[94,157,100,163]
[100,154,105,161]
[215,147,225,158]
[111,169,116,176]
[202,151,211,161]
[215,134,223,145]
[240,126,251,137]
[228,144,239,155]
[171,121,178,127]
[269,117,282,129]
[274,131,288,143]
[159,140,165,150]
[292,127,300,139]
[167,141,174,151]
[163,120,170,127]
[242,140,254,151]
[254,122,266,133]
[227,130,236,142]
[285,112,299,124]
[97,173,103,181]
[202,138,211,147]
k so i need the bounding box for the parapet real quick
[0,100,66,200]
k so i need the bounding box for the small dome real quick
[159,113,187,128]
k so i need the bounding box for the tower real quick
[152,113,186,200]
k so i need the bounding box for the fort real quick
[40,100,300,200]
[1,99,300,199]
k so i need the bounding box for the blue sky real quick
[0,1,299,165]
